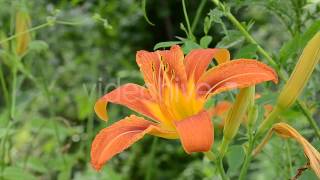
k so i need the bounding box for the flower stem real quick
[296,101,320,138]
[181,0,194,40]
[238,137,255,180]
[0,64,9,106]
[191,0,207,32]
[0,23,50,45]
[10,66,17,119]
[217,156,229,180]
[257,105,282,137]
[219,137,229,158]
[239,99,257,180]
[285,140,293,177]
[204,151,229,180]
[211,0,278,68]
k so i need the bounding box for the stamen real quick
[151,62,156,72]
[170,69,175,83]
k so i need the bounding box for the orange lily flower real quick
[91,45,278,170]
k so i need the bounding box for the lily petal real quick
[136,50,162,98]
[91,115,177,170]
[158,45,188,88]
[184,48,230,82]
[94,83,156,121]
[175,111,213,153]
[196,59,278,97]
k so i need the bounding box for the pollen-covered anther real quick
[171,69,176,82]
[151,62,156,72]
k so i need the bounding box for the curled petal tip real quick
[94,99,108,121]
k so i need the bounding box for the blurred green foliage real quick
[0,0,319,179]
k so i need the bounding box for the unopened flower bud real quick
[223,86,254,141]
[277,32,320,109]
[15,8,31,56]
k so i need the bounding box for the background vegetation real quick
[0,0,319,179]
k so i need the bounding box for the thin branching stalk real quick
[0,64,9,106]
[191,0,207,32]
[204,151,229,180]
[285,140,293,177]
[238,87,257,180]
[296,101,320,138]
[238,139,254,180]
[0,23,50,45]
[181,0,194,40]
[10,66,17,119]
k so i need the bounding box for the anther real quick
[151,63,156,72]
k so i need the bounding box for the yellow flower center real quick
[147,79,205,131]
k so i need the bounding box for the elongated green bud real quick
[220,87,254,156]
[15,7,31,56]
[277,32,320,109]
[223,87,254,141]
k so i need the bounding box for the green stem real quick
[0,64,9,106]
[239,99,257,180]
[145,137,158,180]
[0,23,50,45]
[296,101,320,138]
[238,137,255,180]
[10,67,17,119]
[204,151,229,180]
[56,20,85,26]
[181,0,194,39]
[225,15,278,68]
[191,0,207,32]
[285,140,293,177]
[0,119,18,179]
[257,106,282,136]
[291,0,302,35]
[212,0,320,139]
[219,137,230,158]
[217,156,229,180]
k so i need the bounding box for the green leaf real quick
[234,44,258,59]
[216,30,244,48]
[203,17,212,35]
[28,40,49,52]
[226,145,245,175]
[200,35,213,48]
[3,166,37,180]
[153,41,183,50]
[182,40,201,54]
[208,8,224,24]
